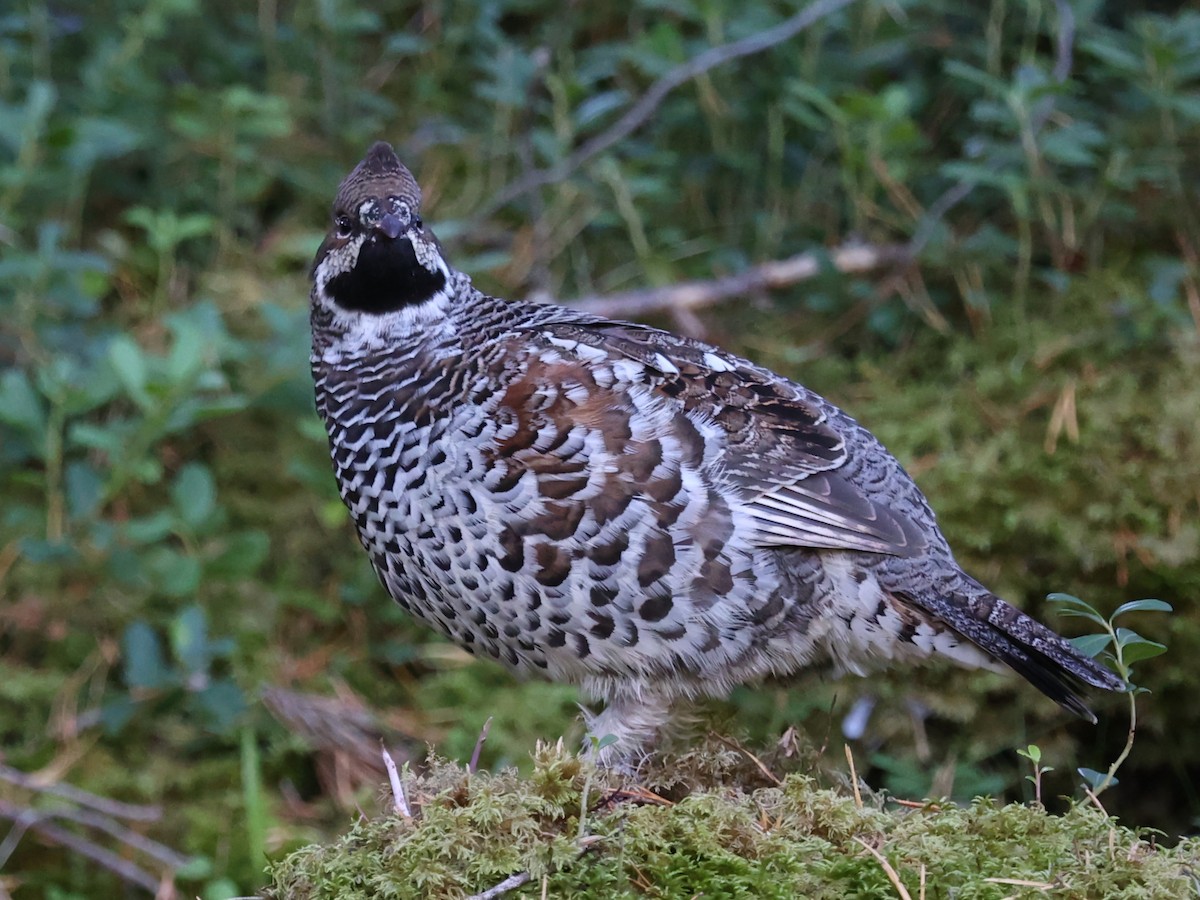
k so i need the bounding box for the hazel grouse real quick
[309,142,1123,761]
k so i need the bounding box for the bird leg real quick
[581,689,675,769]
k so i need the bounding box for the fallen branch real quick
[567,243,910,319]
[0,763,161,822]
[0,800,160,894]
[478,0,859,218]
[27,803,192,870]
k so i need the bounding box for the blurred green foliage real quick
[1,0,1199,895]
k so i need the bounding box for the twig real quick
[853,837,914,900]
[568,243,909,319]
[710,733,781,786]
[468,717,493,774]
[465,870,532,900]
[478,0,860,218]
[1082,785,1109,817]
[1,808,161,893]
[22,803,193,870]
[601,785,673,808]
[0,764,161,822]
[844,744,863,810]
[0,803,46,869]
[380,743,411,820]
[888,798,941,812]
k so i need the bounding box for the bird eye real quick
[413,215,423,230]
[335,215,354,238]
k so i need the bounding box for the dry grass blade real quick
[983,877,1055,889]
[853,837,914,900]
[845,744,863,810]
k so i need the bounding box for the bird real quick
[309,141,1124,763]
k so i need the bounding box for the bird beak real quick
[376,213,403,240]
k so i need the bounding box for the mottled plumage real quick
[310,142,1123,760]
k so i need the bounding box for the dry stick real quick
[0,764,161,822]
[0,804,46,869]
[0,806,161,894]
[477,0,860,219]
[570,244,910,319]
[380,743,412,820]
[465,870,533,900]
[26,803,193,871]
[853,837,914,900]
[469,717,494,774]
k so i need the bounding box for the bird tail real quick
[903,578,1126,723]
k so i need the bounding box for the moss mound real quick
[266,743,1198,899]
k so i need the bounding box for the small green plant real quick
[1050,594,1172,795]
[579,733,619,838]
[104,604,247,736]
[1017,743,1054,806]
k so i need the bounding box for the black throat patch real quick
[326,235,447,314]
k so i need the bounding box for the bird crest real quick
[334,141,421,218]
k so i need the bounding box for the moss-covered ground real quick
[267,742,1199,899]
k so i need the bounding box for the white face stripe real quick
[356,197,413,229]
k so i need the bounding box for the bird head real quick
[310,142,453,334]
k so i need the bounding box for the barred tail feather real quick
[907,580,1126,723]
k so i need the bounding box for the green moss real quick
[266,745,1199,899]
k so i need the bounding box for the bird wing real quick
[533,319,929,558]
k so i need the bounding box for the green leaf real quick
[99,695,139,735]
[171,463,216,528]
[166,320,207,383]
[1077,767,1118,790]
[122,621,171,691]
[1112,599,1173,617]
[171,605,211,675]
[590,734,619,752]
[1069,633,1113,658]
[195,679,247,733]
[209,530,269,577]
[108,334,151,408]
[65,460,104,519]
[0,369,46,438]
[1118,638,1166,667]
[1048,592,1103,616]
